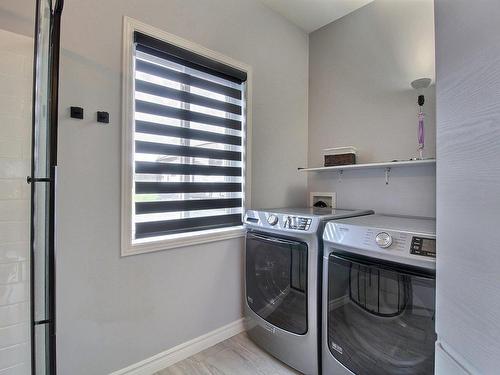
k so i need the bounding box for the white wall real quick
[0,29,32,375]
[0,1,309,374]
[307,0,436,217]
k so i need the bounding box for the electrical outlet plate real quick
[97,111,110,124]
[310,192,336,208]
[70,106,84,119]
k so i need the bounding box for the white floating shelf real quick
[298,159,436,172]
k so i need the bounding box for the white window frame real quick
[121,16,252,256]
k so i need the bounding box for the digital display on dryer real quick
[411,237,436,258]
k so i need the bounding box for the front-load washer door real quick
[327,253,436,375]
[246,232,308,335]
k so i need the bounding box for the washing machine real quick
[244,207,374,375]
[322,214,436,375]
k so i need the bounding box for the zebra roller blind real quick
[133,32,247,240]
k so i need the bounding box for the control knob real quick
[267,214,278,226]
[375,232,393,248]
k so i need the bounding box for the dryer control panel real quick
[323,216,436,270]
[284,216,312,231]
[244,210,319,233]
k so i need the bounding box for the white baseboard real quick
[110,318,246,375]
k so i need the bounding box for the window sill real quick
[121,226,245,257]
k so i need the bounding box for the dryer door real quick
[245,232,308,335]
[327,253,436,375]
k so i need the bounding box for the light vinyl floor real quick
[155,332,301,375]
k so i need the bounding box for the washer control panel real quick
[284,216,312,231]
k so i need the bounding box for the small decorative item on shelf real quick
[323,146,357,167]
[411,78,432,160]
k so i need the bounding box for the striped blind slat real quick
[135,214,243,239]
[135,100,241,131]
[136,198,243,215]
[135,140,242,161]
[135,120,242,146]
[135,182,242,194]
[135,59,242,100]
[135,80,242,115]
[135,161,242,176]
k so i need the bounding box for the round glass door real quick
[245,233,308,334]
[327,253,436,375]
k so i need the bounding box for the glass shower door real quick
[30,0,63,373]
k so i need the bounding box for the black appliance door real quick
[245,232,308,335]
[327,253,436,375]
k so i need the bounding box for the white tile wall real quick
[0,263,25,285]
[0,182,28,203]
[0,363,28,375]
[0,29,32,374]
[0,344,28,372]
[0,304,28,328]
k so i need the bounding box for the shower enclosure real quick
[29,0,63,373]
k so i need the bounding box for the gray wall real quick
[58,1,308,373]
[307,0,436,217]
[435,0,500,373]
[0,3,33,38]
[308,164,436,217]
[1,1,309,374]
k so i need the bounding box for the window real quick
[121,18,251,255]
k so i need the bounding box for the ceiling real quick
[260,0,374,33]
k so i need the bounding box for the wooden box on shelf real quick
[324,146,357,167]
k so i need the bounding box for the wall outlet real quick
[310,192,336,208]
[70,106,84,119]
[97,111,110,124]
